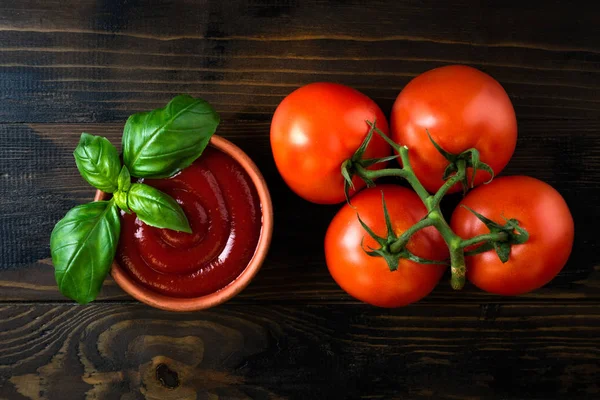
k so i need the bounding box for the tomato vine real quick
[342,120,531,290]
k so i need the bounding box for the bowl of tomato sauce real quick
[95,135,273,311]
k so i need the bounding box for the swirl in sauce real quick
[116,146,262,298]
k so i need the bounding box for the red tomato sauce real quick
[116,146,262,298]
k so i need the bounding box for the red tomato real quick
[451,176,574,295]
[325,185,448,307]
[270,82,390,204]
[391,65,517,193]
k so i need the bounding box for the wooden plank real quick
[0,1,598,123]
[0,303,598,399]
[0,1,598,399]
[0,58,597,123]
[0,0,597,51]
[0,121,598,302]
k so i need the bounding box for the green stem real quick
[357,165,409,180]
[396,146,432,203]
[431,159,466,207]
[368,121,403,153]
[449,246,467,290]
[357,146,431,203]
[428,210,466,290]
[389,217,435,253]
[460,232,508,249]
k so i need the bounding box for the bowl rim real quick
[95,135,274,311]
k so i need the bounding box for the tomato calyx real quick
[460,206,529,263]
[341,121,400,203]
[357,192,446,271]
[426,130,495,193]
[346,121,432,201]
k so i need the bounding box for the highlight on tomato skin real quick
[390,64,518,194]
[270,82,391,205]
[324,185,448,308]
[450,176,575,296]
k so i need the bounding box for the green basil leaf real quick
[114,190,131,214]
[122,95,220,178]
[74,133,121,193]
[128,183,192,233]
[50,200,120,304]
[117,165,131,192]
[114,166,132,213]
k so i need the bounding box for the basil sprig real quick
[50,95,219,304]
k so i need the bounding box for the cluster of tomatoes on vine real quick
[269,65,574,308]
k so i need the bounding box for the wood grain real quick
[1,1,599,398]
[0,1,598,123]
[0,303,599,400]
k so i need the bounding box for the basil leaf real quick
[128,183,191,233]
[122,95,220,178]
[117,165,131,192]
[114,190,131,214]
[74,133,121,193]
[114,166,132,213]
[50,200,120,304]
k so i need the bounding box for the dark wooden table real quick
[1,1,599,399]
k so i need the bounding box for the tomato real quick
[325,185,448,307]
[270,82,390,204]
[450,176,574,295]
[390,65,517,194]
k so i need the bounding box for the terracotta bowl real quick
[95,135,273,312]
